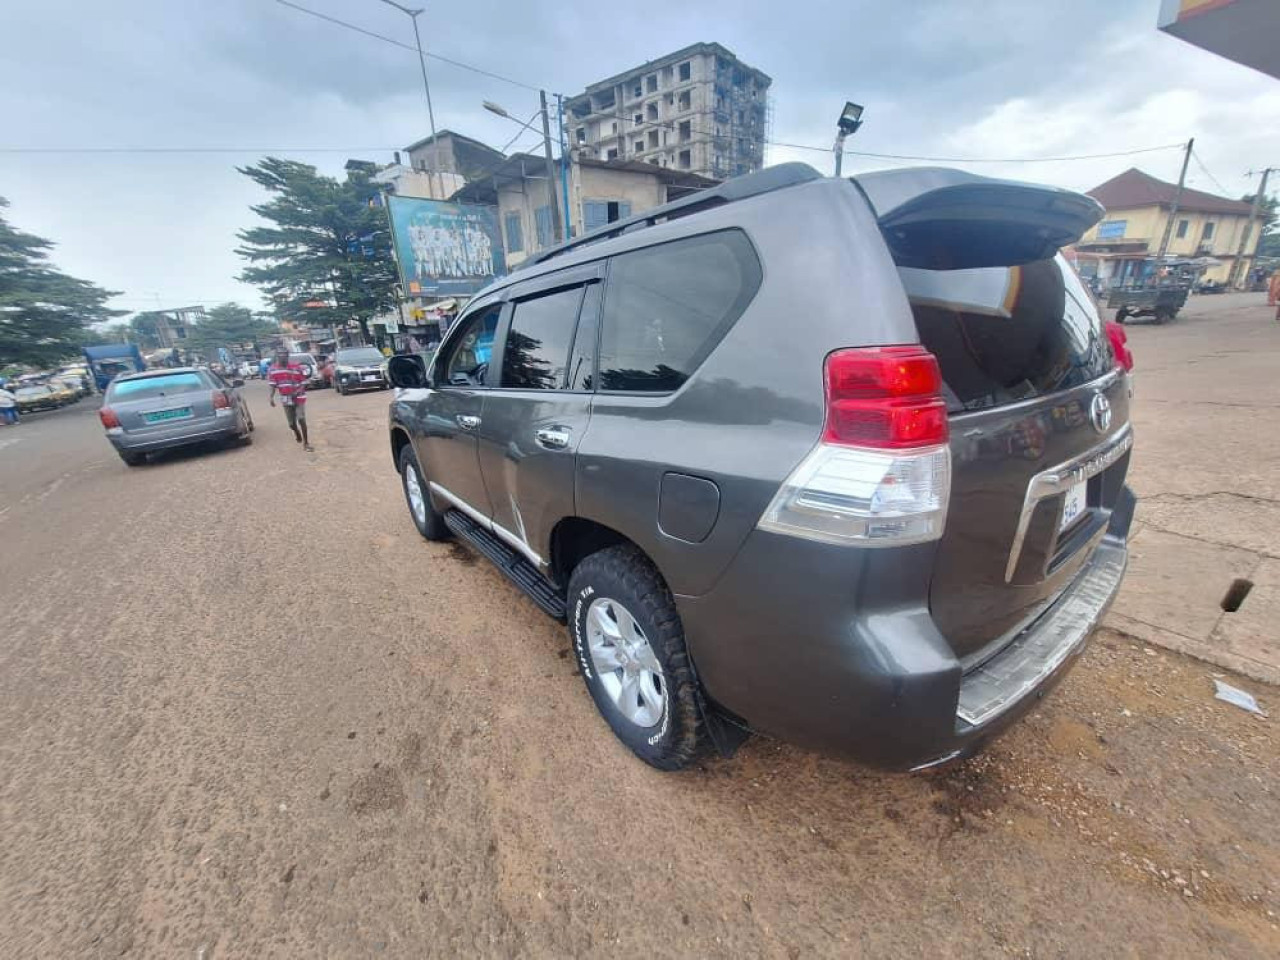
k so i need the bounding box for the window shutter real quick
[582,201,608,232]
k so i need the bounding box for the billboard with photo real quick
[386,195,506,298]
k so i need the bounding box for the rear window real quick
[597,230,762,393]
[899,255,1112,412]
[109,372,208,401]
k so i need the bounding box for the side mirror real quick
[387,354,429,389]
[231,378,245,388]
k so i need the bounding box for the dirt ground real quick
[0,353,1276,957]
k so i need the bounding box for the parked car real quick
[289,353,327,390]
[14,384,66,413]
[97,367,253,466]
[47,379,80,404]
[333,346,389,394]
[385,164,1136,772]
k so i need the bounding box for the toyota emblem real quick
[1090,393,1112,434]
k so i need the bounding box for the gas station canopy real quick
[1158,0,1279,79]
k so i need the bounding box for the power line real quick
[273,0,541,92]
[1190,148,1232,196]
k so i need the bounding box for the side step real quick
[443,510,567,621]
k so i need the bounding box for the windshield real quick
[289,354,316,367]
[337,348,385,365]
[16,387,50,397]
[108,372,208,401]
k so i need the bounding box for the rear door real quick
[856,169,1131,665]
[475,264,603,567]
[108,371,217,432]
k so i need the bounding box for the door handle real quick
[456,414,481,431]
[535,426,571,449]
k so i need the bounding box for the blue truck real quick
[83,343,147,392]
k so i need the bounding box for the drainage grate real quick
[1220,578,1253,613]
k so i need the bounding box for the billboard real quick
[386,195,506,298]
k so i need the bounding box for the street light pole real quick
[832,101,864,178]
[377,0,441,196]
[485,94,565,245]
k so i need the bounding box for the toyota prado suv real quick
[385,163,1135,772]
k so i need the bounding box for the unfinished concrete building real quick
[565,43,771,180]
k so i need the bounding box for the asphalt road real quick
[1,350,1277,957]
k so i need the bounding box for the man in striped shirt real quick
[267,347,313,451]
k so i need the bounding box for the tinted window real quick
[337,348,384,365]
[501,286,586,390]
[108,372,208,401]
[900,255,1112,413]
[597,230,762,393]
[567,284,603,391]
[439,305,500,386]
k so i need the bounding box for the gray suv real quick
[386,164,1135,772]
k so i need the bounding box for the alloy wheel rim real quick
[404,463,426,525]
[585,597,666,728]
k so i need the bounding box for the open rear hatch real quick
[854,168,1132,666]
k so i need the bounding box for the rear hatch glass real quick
[900,254,1129,664]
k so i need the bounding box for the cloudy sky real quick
[1,0,1277,316]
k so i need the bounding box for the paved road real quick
[1,354,1276,956]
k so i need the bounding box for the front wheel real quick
[567,545,706,770]
[398,444,449,541]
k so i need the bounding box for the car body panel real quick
[103,368,248,454]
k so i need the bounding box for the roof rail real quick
[522,162,823,268]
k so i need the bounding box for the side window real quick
[597,230,762,393]
[500,286,587,390]
[438,305,501,386]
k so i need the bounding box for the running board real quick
[443,510,567,621]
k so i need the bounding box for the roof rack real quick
[522,162,823,269]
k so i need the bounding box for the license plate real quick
[1060,480,1087,531]
[144,407,192,424]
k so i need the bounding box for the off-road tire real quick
[398,443,449,541]
[567,545,705,770]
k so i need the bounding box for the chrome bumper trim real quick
[1004,424,1132,582]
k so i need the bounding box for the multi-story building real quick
[1077,168,1262,287]
[565,43,771,179]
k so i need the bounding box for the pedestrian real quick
[267,347,312,450]
[0,386,18,426]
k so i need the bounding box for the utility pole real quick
[1154,138,1194,287]
[1228,167,1272,290]
[539,90,564,243]
[556,93,573,240]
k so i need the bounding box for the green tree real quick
[235,158,397,343]
[187,302,277,356]
[0,197,123,367]
[1246,193,1280,259]
[124,311,167,350]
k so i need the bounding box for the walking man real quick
[267,347,312,451]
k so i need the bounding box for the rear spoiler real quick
[852,167,1104,270]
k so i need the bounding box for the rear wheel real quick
[398,444,449,541]
[118,450,145,467]
[567,545,705,770]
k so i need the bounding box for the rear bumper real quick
[677,486,1136,770]
[109,417,241,452]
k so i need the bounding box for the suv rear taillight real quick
[212,390,233,415]
[758,346,951,546]
[1105,321,1133,372]
[99,407,120,429]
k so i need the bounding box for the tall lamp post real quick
[832,101,864,178]
[484,95,565,244]
[376,0,441,195]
